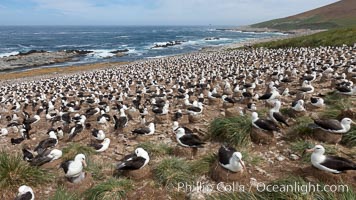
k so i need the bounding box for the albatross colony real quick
[0,44,356,198]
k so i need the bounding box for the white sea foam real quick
[88,50,116,58]
[0,51,19,58]
[55,44,91,48]
[114,35,130,39]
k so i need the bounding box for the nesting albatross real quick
[312,117,355,133]
[218,145,245,172]
[116,148,150,170]
[306,145,356,173]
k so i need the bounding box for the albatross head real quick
[251,112,259,122]
[135,148,149,159]
[232,152,246,169]
[75,154,87,167]
[306,144,325,155]
[341,118,355,126]
[175,127,185,137]
[172,121,179,131]
[18,185,33,197]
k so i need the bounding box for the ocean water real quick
[0,26,283,67]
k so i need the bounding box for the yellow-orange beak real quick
[239,160,246,169]
[305,148,314,153]
[82,160,87,168]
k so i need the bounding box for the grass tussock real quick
[341,127,356,147]
[62,143,96,160]
[49,187,80,200]
[154,157,195,188]
[321,92,352,119]
[84,178,133,200]
[253,27,356,48]
[241,150,263,166]
[0,151,52,192]
[190,153,217,175]
[86,157,109,181]
[137,141,173,158]
[209,116,252,147]
[286,116,314,139]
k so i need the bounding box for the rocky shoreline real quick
[0,28,320,73]
[0,49,128,72]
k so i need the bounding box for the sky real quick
[0,0,338,26]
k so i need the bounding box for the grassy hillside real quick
[252,0,356,30]
[253,27,356,48]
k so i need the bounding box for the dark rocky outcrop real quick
[62,50,94,55]
[0,49,93,71]
[110,49,129,54]
[205,37,220,41]
[18,50,48,56]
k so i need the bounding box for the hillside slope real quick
[251,0,356,30]
[253,27,356,48]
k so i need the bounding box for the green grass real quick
[290,140,315,162]
[154,157,195,189]
[0,151,52,193]
[62,143,96,160]
[190,153,217,175]
[321,92,352,119]
[83,178,133,200]
[286,116,314,139]
[241,150,263,166]
[49,187,80,200]
[86,157,109,181]
[253,27,356,48]
[137,141,173,158]
[341,127,356,147]
[209,116,252,147]
[252,16,340,30]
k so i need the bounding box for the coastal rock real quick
[0,49,94,71]
[151,40,185,49]
[110,49,129,54]
[63,49,93,55]
[110,49,129,57]
[204,37,220,41]
[18,50,47,56]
